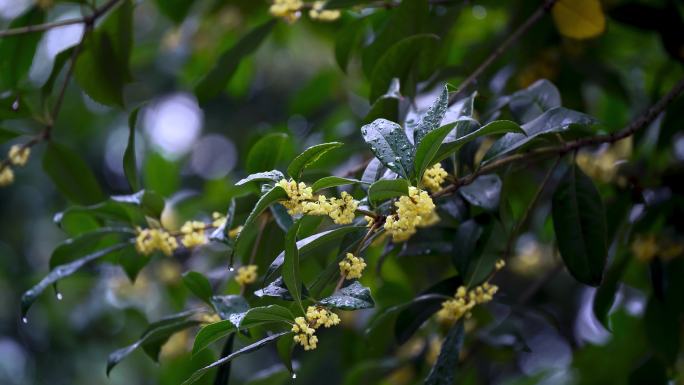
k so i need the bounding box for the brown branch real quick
[449,0,558,103]
[434,77,684,198]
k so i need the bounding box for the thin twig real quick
[0,18,85,38]
[434,77,684,198]
[449,0,558,103]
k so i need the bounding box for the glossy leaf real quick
[509,79,561,123]
[552,164,607,286]
[319,281,375,310]
[123,108,140,191]
[0,8,45,90]
[192,320,236,357]
[182,332,290,385]
[195,20,276,102]
[425,321,465,385]
[368,178,409,206]
[234,186,288,254]
[246,133,288,174]
[22,243,130,318]
[413,121,456,182]
[254,276,310,301]
[413,85,449,145]
[211,295,250,326]
[287,142,343,179]
[433,119,524,163]
[49,227,135,269]
[235,170,286,187]
[182,271,213,306]
[361,119,414,178]
[282,220,304,311]
[459,174,502,212]
[361,158,386,186]
[241,305,294,326]
[483,108,597,163]
[311,176,364,192]
[43,142,104,205]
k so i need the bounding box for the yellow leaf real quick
[552,0,606,39]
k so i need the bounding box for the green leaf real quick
[234,186,288,256]
[182,332,290,385]
[363,78,402,124]
[368,178,409,206]
[107,309,201,375]
[282,220,304,312]
[424,321,465,385]
[593,250,630,330]
[433,119,525,163]
[235,170,286,187]
[644,296,680,364]
[508,79,561,123]
[43,142,104,205]
[319,281,375,310]
[41,48,72,99]
[451,219,484,276]
[287,142,343,179]
[0,127,21,144]
[246,133,288,174]
[395,276,461,344]
[123,107,140,191]
[241,304,294,326]
[210,199,236,243]
[325,0,374,8]
[154,0,194,24]
[49,227,135,269]
[361,158,386,185]
[21,243,130,318]
[210,295,250,326]
[335,16,366,72]
[0,8,45,90]
[264,226,366,282]
[413,121,455,183]
[365,293,450,339]
[194,20,276,103]
[182,271,213,306]
[74,0,133,107]
[361,118,414,178]
[270,203,294,232]
[552,164,607,286]
[459,175,502,212]
[483,108,597,163]
[413,85,449,145]
[311,176,364,193]
[254,276,310,301]
[369,34,439,102]
[192,320,235,357]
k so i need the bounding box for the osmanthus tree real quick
[1,0,684,384]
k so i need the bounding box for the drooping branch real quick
[435,76,684,198]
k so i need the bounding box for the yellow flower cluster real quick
[384,187,438,242]
[277,179,359,224]
[199,313,222,325]
[631,234,684,263]
[211,212,226,228]
[436,283,499,323]
[576,138,631,184]
[1,145,31,187]
[292,306,340,350]
[495,259,506,270]
[180,220,208,248]
[269,0,303,23]
[309,1,341,21]
[234,265,258,286]
[422,163,448,193]
[135,228,178,256]
[339,253,366,280]
[9,145,30,166]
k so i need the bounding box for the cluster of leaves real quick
[2,0,684,384]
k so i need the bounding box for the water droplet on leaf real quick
[292,373,297,379]
[11,98,19,111]
[56,292,63,301]
[21,317,28,324]
[229,266,235,272]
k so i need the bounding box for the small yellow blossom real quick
[180,220,207,248]
[309,1,340,21]
[631,234,659,263]
[135,228,178,256]
[235,265,258,286]
[0,166,14,187]
[8,145,30,167]
[292,316,318,350]
[495,259,506,270]
[384,187,438,242]
[211,212,227,228]
[365,215,375,228]
[576,138,631,184]
[436,283,498,324]
[421,163,448,192]
[326,191,358,225]
[199,313,222,325]
[305,306,340,328]
[269,0,303,23]
[339,252,366,280]
[277,179,314,215]
[228,226,243,238]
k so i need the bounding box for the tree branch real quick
[434,77,684,198]
[449,0,558,103]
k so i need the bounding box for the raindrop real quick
[11,98,19,111]
[292,373,297,379]
[229,266,235,272]
[21,317,28,324]
[56,292,63,301]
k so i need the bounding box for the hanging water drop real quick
[21,317,28,324]
[56,292,63,301]
[291,373,297,379]
[11,98,19,111]
[229,266,235,272]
